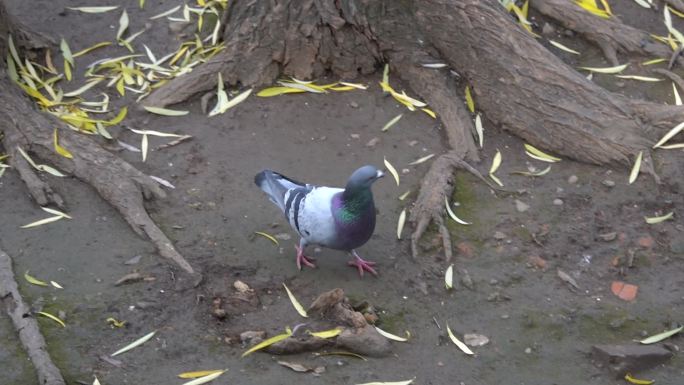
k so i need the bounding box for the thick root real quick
[0,248,66,385]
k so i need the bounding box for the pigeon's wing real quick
[288,186,343,245]
[254,170,308,212]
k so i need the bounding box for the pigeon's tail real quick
[254,170,305,212]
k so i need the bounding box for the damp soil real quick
[1,1,683,384]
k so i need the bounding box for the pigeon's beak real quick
[376,170,385,179]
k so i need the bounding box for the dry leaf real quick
[37,311,66,327]
[142,106,189,116]
[549,40,580,55]
[396,208,406,240]
[445,264,453,289]
[381,114,403,132]
[111,330,156,356]
[283,283,308,318]
[446,323,474,355]
[375,326,409,342]
[255,231,279,245]
[628,151,643,184]
[640,325,683,344]
[25,271,49,286]
[645,212,674,224]
[384,157,400,186]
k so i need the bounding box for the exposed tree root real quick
[0,247,66,385]
[0,76,197,277]
[532,0,678,67]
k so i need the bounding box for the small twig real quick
[153,135,193,151]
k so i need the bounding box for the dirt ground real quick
[1,1,683,384]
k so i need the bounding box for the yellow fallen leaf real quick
[141,133,148,162]
[181,369,226,385]
[111,330,156,356]
[653,121,684,148]
[549,40,580,55]
[178,369,225,379]
[578,63,628,73]
[408,154,434,166]
[465,86,475,113]
[397,208,406,240]
[255,231,279,245]
[313,351,367,360]
[474,114,484,148]
[644,212,674,224]
[381,114,403,132]
[356,380,414,385]
[40,207,71,219]
[640,325,683,344]
[446,323,474,355]
[308,328,342,339]
[21,215,65,228]
[106,317,127,328]
[445,196,471,225]
[384,157,400,186]
[615,75,662,82]
[628,151,643,184]
[374,326,409,342]
[73,42,112,58]
[673,82,682,105]
[283,283,308,318]
[116,9,129,40]
[510,166,551,177]
[574,0,611,18]
[524,143,561,162]
[63,79,104,97]
[339,82,368,89]
[68,6,119,13]
[445,264,453,289]
[50,281,63,289]
[257,87,307,97]
[398,190,411,201]
[25,271,49,286]
[489,150,502,174]
[624,373,654,385]
[53,129,73,159]
[421,108,436,119]
[242,329,292,357]
[37,311,66,327]
[150,5,181,19]
[143,106,189,116]
[641,58,666,66]
[278,81,327,93]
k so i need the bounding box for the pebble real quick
[568,175,578,184]
[349,101,359,108]
[515,200,530,212]
[350,133,360,139]
[553,198,563,206]
[602,180,615,187]
[493,231,506,240]
[365,137,380,148]
[525,347,532,354]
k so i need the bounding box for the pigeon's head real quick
[346,165,384,191]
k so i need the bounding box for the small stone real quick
[591,344,673,378]
[553,198,563,206]
[274,233,291,240]
[525,347,532,354]
[124,255,142,265]
[598,232,617,242]
[568,175,578,184]
[365,137,380,148]
[541,22,555,35]
[556,187,564,193]
[464,333,490,347]
[670,239,684,254]
[515,200,530,212]
[637,236,654,249]
[350,101,359,108]
[489,279,499,285]
[240,330,266,345]
[493,231,506,240]
[212,308,227,319]
[350,133,360,139]
[501,314,510,319]
[233,280,251,293]
[408,140,419,147]
[527,255,547,269]
[602,180,615,187]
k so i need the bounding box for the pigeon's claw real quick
[295,244,316,270]
[347,250,378,277]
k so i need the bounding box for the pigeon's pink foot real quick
[295,244,316,270]
[347,251,378,277]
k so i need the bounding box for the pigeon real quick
[254,165,384,276]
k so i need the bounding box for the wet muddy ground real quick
[1,1,683,384]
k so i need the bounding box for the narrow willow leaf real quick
[41,206,72,219]
[465,86,475,113]
[209,88,252,116]
[575,0,611,18]
[106,317,126,328]
[141,134,148,162]
[53,129,73,159]
[25,271,49,286]
[384,157,400,186]
[628,151,643,184]
[489,173,503,187]
[398,190,411,201]
[382,63,389,86]
[63,79,103,97]
[93,376,101,385]
[624,373,654,385]
[60,38,74,67]
[21,215,64,228]
[149,175,175,189]
[510,166,551,177]
[178,370,224,379]
[117,10,129,40]
[489,150,502,174]
[614,75,662,82]
[50,281,63,289]
[128,128,183,138]
[421,63,447,68]
[421,108,436,118]
[674,82,682,105]
[640,326,683,344]
[182,370,226,385]
[314,351,367,360]
[374,326,409,342]
[256,87,307,97]
[660,143,684,149]
[578,64,628,74]
[381,114,403,132]
[445,197,471,225]
[242,330,291,357]
[524,143,561,162]
[446,323,474,355]
[308,328,342,339]
[105,107,128,125]
[278,81,326,93]
[111,330,156,356]
[475,114,484,148]
[37,311,66,327]
[408,154,434,166]
[254,231,279,245]
[8,35,22,71]
[68,6,119,13]
[397,208,406,240]
[283,283,308,318]
[445,264,454,289]
[356,380,414,385]
[642,58,666,66]
[143,106,189,116]
[339,82,368,89]
[549,40,580,55]
[644,212,674,224]
[653,121,684,148]
[632,0,651,8]
[97,123,113,139]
